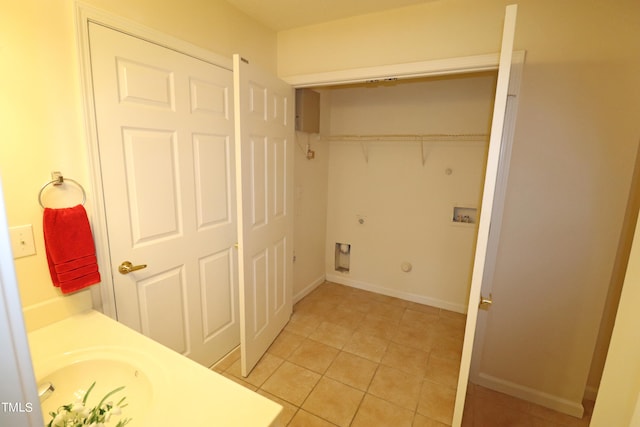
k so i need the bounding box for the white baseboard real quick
[475,372,585,418]
[293,274,326,304]
[325,273,467,314]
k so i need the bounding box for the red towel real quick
[43,204,101,294]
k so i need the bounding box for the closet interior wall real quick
[315,72,499,312]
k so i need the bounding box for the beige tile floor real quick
[213,281,593,427]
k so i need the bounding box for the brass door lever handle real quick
[479,293,493,309]
[118,261,147,274]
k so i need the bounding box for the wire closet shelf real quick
[326,133,489,164]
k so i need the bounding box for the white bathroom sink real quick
[37,348,156,425]
[29,311,281,426]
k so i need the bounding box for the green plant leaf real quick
[82,381,97,405]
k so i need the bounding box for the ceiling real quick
[224,0,436,31]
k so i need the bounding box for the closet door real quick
[451,4,518,426]
[89,23,239,368]
[233,55,295,376]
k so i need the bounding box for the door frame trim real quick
[75,2,233,318]
[281,51,524,88]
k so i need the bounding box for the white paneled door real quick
[452,5,518,426]
[89,23,239,367]
[233,55,294,376]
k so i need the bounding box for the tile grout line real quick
[216,283,464,426]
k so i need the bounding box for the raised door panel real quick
[193,134,232,228]
[138,267,188,354]
[272,238,287,313]
[251,249,269,337]
[116,58,175,110]
[271,138,287,219]
[189,79,229,117]
[249,83,267,121]
[122,128,182,245]
[251,136,268,228]
[200,249,236,342]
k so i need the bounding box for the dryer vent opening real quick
[335,243,351,272]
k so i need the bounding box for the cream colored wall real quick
[591,211,640,426]
[278,1,505,77]
[586,142,640,399]
[0,0,276,331]
[278,0,640,413]
[292,90,331,300]
[86,0,277,71]
[324,74,496,311]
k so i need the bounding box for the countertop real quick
[27,310,281,426]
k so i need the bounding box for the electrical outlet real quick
[9,225,36,259]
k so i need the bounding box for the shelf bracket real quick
[421,140,430,166]
[361,141,369,163]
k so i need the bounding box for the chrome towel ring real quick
[38,172,86,208]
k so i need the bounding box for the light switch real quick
[9,224,36,259]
